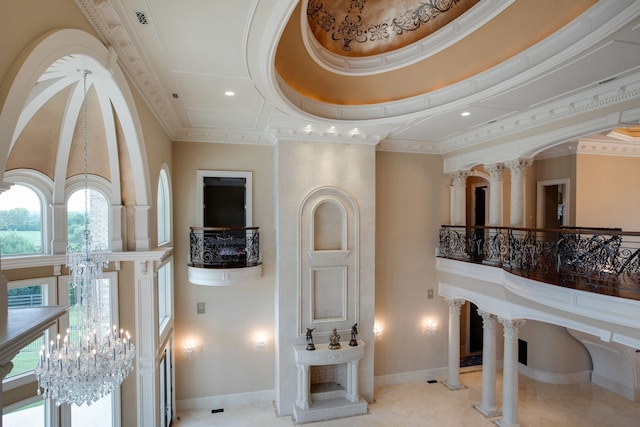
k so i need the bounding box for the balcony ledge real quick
[188,264,262,286]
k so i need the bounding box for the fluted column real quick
[497,318,526,427]
[484,164,505,226]
[505,159,532,227]
[443,298,466,390]
[450,171,469,226]
[475,310,500,417]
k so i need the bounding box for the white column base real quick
[441,380,466,391]
[475,403,501,418]
[496,418,520,427]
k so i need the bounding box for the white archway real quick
[0,28,152,250]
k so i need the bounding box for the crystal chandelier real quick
[34,69,135,406]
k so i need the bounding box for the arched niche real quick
[298,186,359,338]
[311,198,347,251]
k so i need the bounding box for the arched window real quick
[157,166,172,246]
[67,187,110,250]
[0,170,53,256]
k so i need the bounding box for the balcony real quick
[187,226,262,286]
[437,225,640,301]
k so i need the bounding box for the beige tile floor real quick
[175,369,640,426]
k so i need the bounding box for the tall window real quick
[0,184,43,255]
[157,167,171,246]
[158,260,172,336]
[67,188,109,250]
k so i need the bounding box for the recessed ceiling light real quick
[224,91,235,97]
[461,111,471,117]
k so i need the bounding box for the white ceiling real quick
[75,0,640,158]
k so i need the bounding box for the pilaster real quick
[505,159,532,227]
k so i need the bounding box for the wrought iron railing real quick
[189,226,260,268]
[438,225,640,301]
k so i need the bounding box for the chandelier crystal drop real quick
[34,69,135,406]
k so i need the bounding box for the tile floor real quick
[175,369,640,426]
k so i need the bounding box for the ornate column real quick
[505,159,532,227]
[475,310,500,417]
[484,164,505,226]
[450,171,469,226]
[443,298,466,390]
[497,318,526,427]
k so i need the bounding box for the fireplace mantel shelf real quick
[294,340,365,365]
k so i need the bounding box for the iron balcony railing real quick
[438,225,640,301]
[189,226,261,268]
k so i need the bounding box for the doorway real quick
[537,179,569,229]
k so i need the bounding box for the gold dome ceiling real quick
[306,0,480,57]
[276,0,597,107]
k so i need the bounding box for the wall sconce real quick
[423,320,438,336]
[184,340,198,358]
[373,324,383,340]
[255,333,268,350]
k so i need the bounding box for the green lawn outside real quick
[0,230,41,244]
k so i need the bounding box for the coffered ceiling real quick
[69,0,640,159]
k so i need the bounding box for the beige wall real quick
[519,320,592,375]
[375,151,451,376]
[171,141,276,399]
[576,154,640,230]
[534,155,577,226]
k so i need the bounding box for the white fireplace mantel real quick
[293,340,368,423]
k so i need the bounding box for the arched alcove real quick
[312,199,346,251]
[298,186,359,338]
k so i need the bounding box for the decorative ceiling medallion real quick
[306,0,480,57]
[299,0,514,76]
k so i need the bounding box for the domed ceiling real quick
[306,0,480,57]
[276,0,597,108]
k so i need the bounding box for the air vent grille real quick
[135,11,148,25]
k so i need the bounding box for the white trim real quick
[374,367,449,387]
[157,165,172,247]
[176,389,275,412]
[518,363,592,385]
[536,178,571,228]
[195,170,253,227]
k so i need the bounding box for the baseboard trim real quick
[176,389,275,412]
[374,367,448,387]
[519,363,592,385]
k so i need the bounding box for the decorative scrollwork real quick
[189,227,261,268]
[438,226,640,300]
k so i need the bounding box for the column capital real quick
[477,309,498,328]
[499,318,526,339]
[484,163,505,181]
[450,170,470,186]
[504,159,532,178]
[445,298,465,316]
